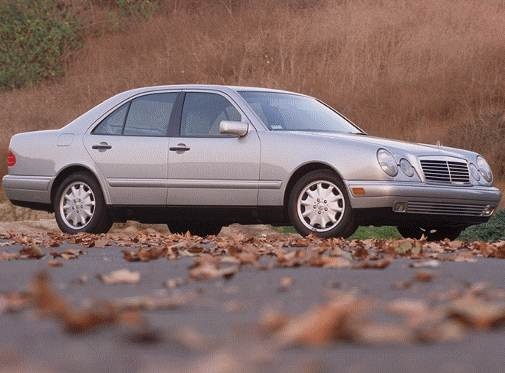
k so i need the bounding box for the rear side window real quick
[181,93,241,137]
[93,103,128,135]
[123,93,177,136]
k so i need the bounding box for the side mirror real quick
[219,121,249,137]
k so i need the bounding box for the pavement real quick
[0,234,504,373]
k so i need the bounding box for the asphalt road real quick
[0,240,504,373]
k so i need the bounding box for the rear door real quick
[84,92,178,205]
[167,91,261,206]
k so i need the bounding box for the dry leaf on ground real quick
[99,269,141,285]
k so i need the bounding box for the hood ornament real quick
[436,140,441,147]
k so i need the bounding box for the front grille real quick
[420,159,470,185]
[406,201,489,216]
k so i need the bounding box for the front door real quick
[167,92,261,206]
[84,92,178,205]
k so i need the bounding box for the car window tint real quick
[123,93,177,137]
[239,91,361,134]
[181,93,241,137]
[93,103,128,135]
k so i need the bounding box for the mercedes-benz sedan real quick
[3,85,501,239]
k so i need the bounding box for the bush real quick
[0,0,81,89]
[93,0,158,18]
[116,0,157,18]
[460,210,505,242]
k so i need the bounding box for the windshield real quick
[238,91,362,134]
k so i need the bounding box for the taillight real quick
[7,150,16,167]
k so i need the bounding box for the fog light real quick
[482,205,495,216]
[393,202,408,213]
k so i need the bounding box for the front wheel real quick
[288,170,357,238]
[53,172,112,234]
[397,226,463,241]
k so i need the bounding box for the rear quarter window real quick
[92,103,128,135]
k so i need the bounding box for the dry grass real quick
[0,0,504,179]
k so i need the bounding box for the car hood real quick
[287,131,476,159]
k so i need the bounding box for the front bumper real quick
[2,175,53,207]
[346,181,501,225]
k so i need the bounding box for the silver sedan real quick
[3,85,501,239]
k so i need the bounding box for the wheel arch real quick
[283,162,345,209]
[50,164,108,206]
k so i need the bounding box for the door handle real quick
[169,143,190,152]
[92,142,112,150]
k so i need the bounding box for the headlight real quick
[476,156,493,183]
[469,163,480,182]
[377,149,398,177]
[399,158,415,177]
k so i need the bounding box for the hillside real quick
[1,0,504,179]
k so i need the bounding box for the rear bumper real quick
[2,175,53,207]
[346,181,501,226]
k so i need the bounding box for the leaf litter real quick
[1,228,505,356]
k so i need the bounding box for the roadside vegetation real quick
[0,0,81,89]
[276,211,505,242]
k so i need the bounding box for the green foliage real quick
[275,225,401,240]
[278,216,505,242]
[460,210,505,242]
[350,226,401,240]
[114,0,158,18]
[0,0,81,89]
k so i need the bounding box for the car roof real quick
[122,84,307,97]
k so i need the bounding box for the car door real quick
[167,91,261,206]
[84,92,178,205]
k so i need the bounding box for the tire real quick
[53,172,112,234]
[288,169,357,238]
[397,226,462,241]
[167,222,222,237]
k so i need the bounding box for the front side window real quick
[123,93,177,136]
[180,93,241,137]
[93,103,128,135]
[238,91,362,134]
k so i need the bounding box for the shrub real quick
[0,0,81,89]
[460,210,505,242]
[92,0,158,18]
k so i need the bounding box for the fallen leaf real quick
[111,293,195,311]
[19,244,44,259]
[0,292,31,314]
[353,258,391,269]
[414,270,434,282]
[189,256,239,280]
[278,276,294,291]
[0,251,19,261]
[48,259,63,267]
[30,272,144,333]
[99,269,141,285]
[447,296,505,329]
[352,323,414,344]
[51,248,84,260]
[164,277,186,289]
[416,320,466,343]
[272,295,366,346]
[409,260,440,268]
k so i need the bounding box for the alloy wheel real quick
[59,181,96,230]
[296,180,345,232]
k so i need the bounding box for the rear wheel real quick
[288,170,357,238]
[397,226,462,241]
[53,172,112,234]
[167,222,222,237]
